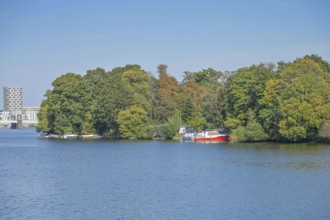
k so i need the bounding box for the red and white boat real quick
[194,130,229,142]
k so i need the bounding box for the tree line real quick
[37,55,330,142]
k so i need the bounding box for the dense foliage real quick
[37,55,330,142]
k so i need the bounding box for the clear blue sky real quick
[1,0,329,107]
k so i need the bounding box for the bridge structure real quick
[0,107,39,128]
[0,119,38,128]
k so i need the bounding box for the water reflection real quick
[286,161,327,170]
[227,142,330,171]
[229,142,330,154]
[278,143,328,154]
[1,129,330,219]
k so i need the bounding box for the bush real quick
[154,124,176,139]
[234,121,269,142]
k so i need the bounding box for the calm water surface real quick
[1,128,330,219]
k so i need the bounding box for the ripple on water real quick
[1,129,330,219]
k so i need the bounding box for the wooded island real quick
[37,55,330,142]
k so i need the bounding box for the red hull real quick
[194,135,229,142]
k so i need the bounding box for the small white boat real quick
[80,134,102,139]
[63,134,78,139]
[39,133,60,139]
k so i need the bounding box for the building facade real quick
[1,87,39,127]
[0,107,40,127]
[22,106,39,122]
[4,87,23,111]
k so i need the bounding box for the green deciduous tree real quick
[153,64,180,123]
[37,55,330,142]
[233,120,269,142]
[181,68,227,128]
[225,64,276,125]
[261,56,330,141]
[224,64,276,141]
[168,109,182,132]
[116,106,149,139]
[187,107,207,131]
[319,121,330,140]
[92,73,134,135]
[121,68,153,114]
[38,73,91,135]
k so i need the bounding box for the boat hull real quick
[194,134,229,142]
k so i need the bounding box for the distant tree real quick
[39,73,91,135]
[157,64,168,78]
[224,118,241,130]
[92,73,134,135]
[180,96,194,123]
[187,106,207,131]
[116,106,149,139]
[225,63,276,126]
[121,68,153,114]
[180,79,206,103]
[53,113,72,135]
[182,71,193,82]
[168,109,182,132]
[260,56,330,141]
[153,124,173,139]
[190,68,222,88]
[223,64,277,141]
[305,54,330,72]
[153,64,180,123]
[37,55,330,142]
[232,112,268,142]
[181,68,227,128]
[111,64,142,76]
[36,99,50,133]
[201,85,226,128]
[319,121,330,139]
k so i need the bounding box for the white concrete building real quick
[22,106,40,122]
[0,107,40,127]
[1,87,40,127]
[3,87,23,111]
[0,110,10,121]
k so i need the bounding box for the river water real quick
[1,128,330,219]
